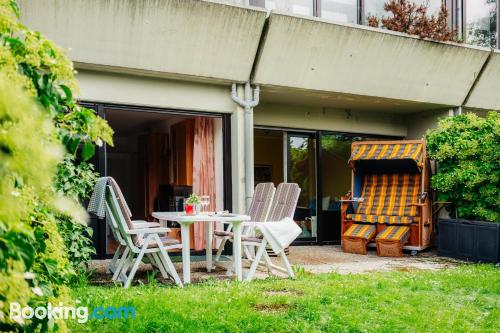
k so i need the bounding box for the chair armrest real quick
[340,198,364,203]
[241,221,265,228]
[132,221,161,228]
[126,227,171,235]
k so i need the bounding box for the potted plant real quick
[426,112,499,262]
[184,194,201,215]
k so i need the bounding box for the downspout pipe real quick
[231,82,260,210]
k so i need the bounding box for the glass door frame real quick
[316,130,402,244]
[285,130,319,244]
[82,101,233,258]
[255,126,400,245]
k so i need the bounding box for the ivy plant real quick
[0,1,114,331]
[426,112,500,222]
[55,155,99,201]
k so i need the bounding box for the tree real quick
[368,0,458,42]
[466,0,497,48]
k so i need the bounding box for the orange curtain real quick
[192,117,216,250]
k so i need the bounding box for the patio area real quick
[89,245,460,286]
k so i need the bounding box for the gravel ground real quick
[89,245,462,286]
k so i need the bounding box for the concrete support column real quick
[231,85,246,214]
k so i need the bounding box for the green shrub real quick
[57,214,96,272]
[0,75,71,332]
[0,0,113,330]
[426,112,500,222]
[55,155,98,275]
[55,154,98,202]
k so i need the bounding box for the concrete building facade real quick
[20,0,499,251]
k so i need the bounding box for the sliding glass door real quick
[254,129,317,242]
[286,133,317,241]
[254,128,395,244]
[318,133,355,243]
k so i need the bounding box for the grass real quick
[69,265,500,333]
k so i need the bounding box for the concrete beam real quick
[19,0,267,83]
[76,70,236,113]
[465,50,500,111]
[253,12,490,108]
[254,103,407,137]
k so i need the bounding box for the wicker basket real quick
[376,239,404,257]
[342,237,369,255]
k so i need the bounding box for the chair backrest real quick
[106,207,126,247]
[247,182,275,222]
[266,183,301,221]
[105,185,139,250]
[357,173,421,217]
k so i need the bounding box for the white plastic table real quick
[152,212,251,284]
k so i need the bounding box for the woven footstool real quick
[342,224,376,255]
[375,226,410,257]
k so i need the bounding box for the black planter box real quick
[438,219,500,263]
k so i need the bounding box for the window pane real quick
[321,0,357,23]
[466,0,498,48]
[265,0,314,16]
[364,0,444,22]
[288,134,317,240]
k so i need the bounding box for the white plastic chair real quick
[242,183,301,281]
[213,182,275,265]
[107,218,160,275]
[105,184,183,288]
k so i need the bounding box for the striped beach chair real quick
[342,223,376,255]
[375,226,411,257]
[342,173,421,255]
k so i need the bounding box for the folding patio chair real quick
[105,184,183,288]
[213,182,275,265]
[88,177,161,274]
[106,207,164,283]
[108,217,161,274]
[242,183,301,281]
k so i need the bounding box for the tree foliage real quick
[0,0,113,330]
[368,0,458,42]
[426,112,500,222]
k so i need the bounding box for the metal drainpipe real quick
[231,82,260,210]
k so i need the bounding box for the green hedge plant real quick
[426,112,500,222]
[0,0,114,331]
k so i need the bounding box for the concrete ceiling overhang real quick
[19,0,267,83]
[259,86,449,113]
[465,50,500,111]
[253,12,491,109]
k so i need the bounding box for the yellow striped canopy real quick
[349,142,424,170]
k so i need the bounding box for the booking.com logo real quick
[10,302,136,324]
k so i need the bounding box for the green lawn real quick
[69,265,499,333]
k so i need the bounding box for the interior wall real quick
[106,110,225,218]
[321,148,351,203]
[254,130,284,185]
[106,133,140,217]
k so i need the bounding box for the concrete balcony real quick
[19,0,267,83]
[465,50,500,111]
[19,1,499,112]
[253,12,491,112]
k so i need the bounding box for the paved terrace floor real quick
[89,246,462,286]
